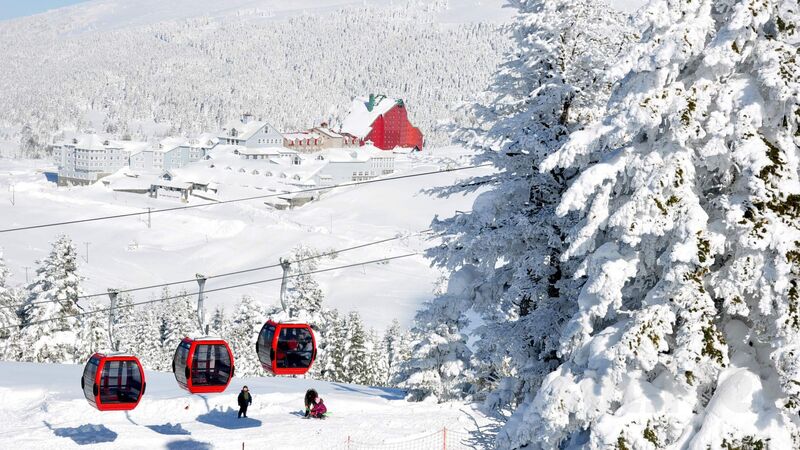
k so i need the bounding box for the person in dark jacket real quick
[237,386,252,418]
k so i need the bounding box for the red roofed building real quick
[341,94,423,151]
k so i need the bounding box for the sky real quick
[0,0,87,21]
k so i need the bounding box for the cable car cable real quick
[0,229,434,310]
[0,252,419,330]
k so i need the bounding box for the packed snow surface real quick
[0,361,491,449]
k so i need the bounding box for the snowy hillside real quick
[0,0,511,156]
[0,361,492,449]
[0,148,488,330]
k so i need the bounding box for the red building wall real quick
[364,104,423,151]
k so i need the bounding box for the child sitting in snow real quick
[304,389,327,419]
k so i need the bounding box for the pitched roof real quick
[340,95,402,138]
[220,119,274,140]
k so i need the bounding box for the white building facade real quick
[54,134,147,185]
[312,147,395,186]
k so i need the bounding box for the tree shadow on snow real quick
[43,421,118,445]
[329,382,405,401]
[196,407,262,429]
[166,439,212,450]
[146,423,191,435]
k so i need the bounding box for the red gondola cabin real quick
[256,320,316,376]
[172,337,235,394]
[81,353,146,411]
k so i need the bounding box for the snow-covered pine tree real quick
[227,295,267,377]
[126,306,163,369]
[110,292,134,352]
[506,0,800,448]
[397,322,474,402]
[208,305,228,337]
[396,266,479,401]
[319,308,347,382]
[367,328,390,386]
[76,299,110,359]
[18,235,83,363]
[158,288,200,369]
[416,0,635,412]
[383,319,412,385]
[286,245,334,325]
[0,248,20,340]
[341,311,370,385]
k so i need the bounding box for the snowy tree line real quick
[397,0,800,448]
[0,0,509,158]
[0,237,412,388]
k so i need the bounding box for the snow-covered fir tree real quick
[397,266,478,401]
[0,248,20,340]
[366,328,389,387]
[208,305,228,337]
[125,306,163,369]
[158,288,200,369]
[17,235,83,363]
[76,298,110,359]
[286,245,334,324]
[319,308,347,382]
[227,295,268,377]
[341,311,371,385]
[493,0,800,448]
[110,292,135,352]
[398,323,474,402]
[409,0,635,413]
[383,319,412,385]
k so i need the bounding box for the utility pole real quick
[23,266,30,284]
[196,274,207,333]
[9,182,14,206]
[107,289,118,351]
[147,207,152,229]
[279,258,291,317]
[83,242,90,264]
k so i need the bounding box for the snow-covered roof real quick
[220,119,272,140]
[236,147,283,156]
[283,131,320,141]
[319,144,393,163]
[70,134,121,151]
[157,137,189,152]
[340,95,402,138]
[190,133,219,148]
[313,127,342,139]
[118,141,149,153]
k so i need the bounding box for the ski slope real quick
[0,361,491,449]
[0,149,490,329]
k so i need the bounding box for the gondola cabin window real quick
[100,360,143,404]
[192,344,232,386]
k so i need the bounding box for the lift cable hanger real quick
[0,163,493,234]
[1,252,419,331]
[0,229,435,311]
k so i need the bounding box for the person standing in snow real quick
[237,386,252,418]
